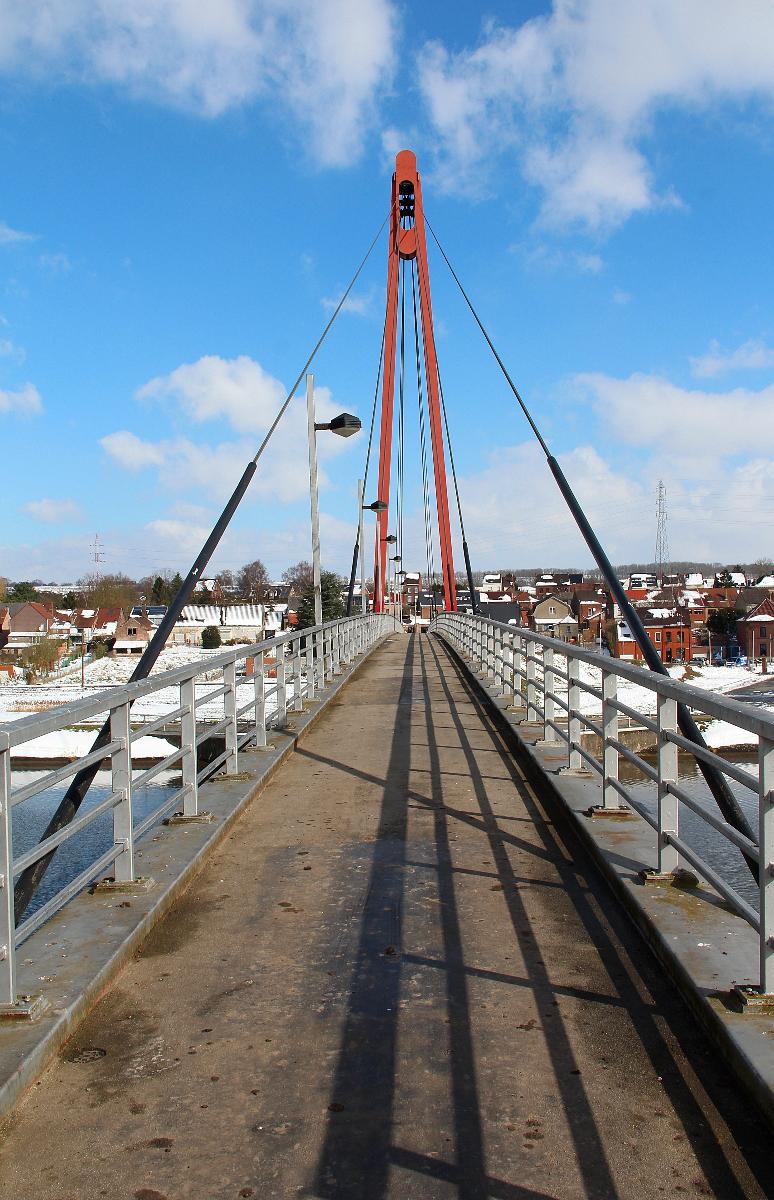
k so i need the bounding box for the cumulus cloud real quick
[690,338,774,378]
[0,382,42,415]
[23,497,83,523]
[0,0,398,166]
[103,354,361,504]
[417,2,774,228]
[100,430,166,469]
[574,371,774,457]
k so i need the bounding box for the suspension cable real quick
[423,213,758,865]
[411,258,437,604]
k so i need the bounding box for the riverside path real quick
[1,630,773,1200]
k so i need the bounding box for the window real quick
[677,630,684,642]
[127,626,137,636]
[548,605,555,614]
[762,626,769,637]
[654,632,661,642]
[665,630,672,641]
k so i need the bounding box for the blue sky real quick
[2,0,774,583]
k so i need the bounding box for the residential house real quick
[112,610,154,655]
[618,610,693,664]
[737,599,774,663]
[531,595,579,641]
[0,606,9,652]
[5,602,57,656]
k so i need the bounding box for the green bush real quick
[202,625,222,649]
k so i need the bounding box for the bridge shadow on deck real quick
[304,631,773,1200]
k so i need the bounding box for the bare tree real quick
[282,560,314,591]
[237,559,270,602]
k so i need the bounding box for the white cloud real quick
[0,0,398,166]
[417,2,774,228]
[23,497,83,523]
[104,354,361,504]
[690,337,774,378]
[0,220,35,245]
[321,287,375,317]
[0,382,42,415]
[612,288,631,305]
[39,251,72,273]
[574,371,774,458]
[100,430,166,469]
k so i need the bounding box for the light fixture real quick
[316,413,362,438]
[364,499,388,512]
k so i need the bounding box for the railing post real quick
[306,634,316,701]
[314,628,324,690]
[503,633,515,705]
[567,655,582,770]
[526,639,539,722]
[293,638,304,712]
[254,650,268,744]
[180,676,199,816]
[333,622,342,674]
[602,669,619,810]
[276,642,288,726]
[224,658,238,774]
[657,694,679,874]
[111,699,135,882]
[513,634,526,709]
[543,645,558,743]
[759,734,774,994]
[0,738,16,1006]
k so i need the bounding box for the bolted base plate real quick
[164,810,214,826]
[213,770,253,782]
[639,867,699,889]
[734,985,774,1013]
[93,875,156,895]
[558,766,594,778]
[0,994,50,1022]
[584,804,635,820]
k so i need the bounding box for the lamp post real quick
[306,373,361,625]
[362,499,388,612]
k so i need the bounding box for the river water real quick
[10,755,761,928]
[624,754,759,909]
[11,769,179,920]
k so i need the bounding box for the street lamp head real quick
[327,412,362,438]
[392,555,402,562]
[385,534,397,544]
[364,499,388,512]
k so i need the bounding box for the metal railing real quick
[0,614,400,1006]
[431,612,774,996]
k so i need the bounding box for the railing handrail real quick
[430,610,774,996]
[432,614,774,738]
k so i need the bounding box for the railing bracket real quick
[93,875,156,895]
[584,804,635,820]
[164,811,214,826]
[734,985,774,1013]
[639,866,699,889]
[0,994,50,1022]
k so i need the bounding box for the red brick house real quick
[737,598,774,663]
[616,611,692,664]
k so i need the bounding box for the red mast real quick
[373,150,457,613]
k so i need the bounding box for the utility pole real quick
[655,480,670,591]
[358,479,366,614]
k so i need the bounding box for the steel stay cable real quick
[411,258,437,606]
[424,215,758,866]
[15,206,395,924]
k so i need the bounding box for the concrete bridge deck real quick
[2,631,773,1199]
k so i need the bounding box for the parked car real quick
[689,655,706,665]
[725,655,748,667]
[711,653,724,665]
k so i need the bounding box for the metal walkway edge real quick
[1,631,772,1199]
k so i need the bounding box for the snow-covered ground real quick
[1,644,286,759]
[567,661,769,749]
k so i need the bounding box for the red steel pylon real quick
[372,149,457,614]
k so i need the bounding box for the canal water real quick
[11,769,180,920]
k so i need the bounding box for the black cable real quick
[17,207,395,924]
[424,214,758,867]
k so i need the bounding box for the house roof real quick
[179,604,265,626]
[738,597,774,624]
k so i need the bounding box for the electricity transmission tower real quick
[654,480,670,589]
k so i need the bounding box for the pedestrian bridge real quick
[2,619,774,1199]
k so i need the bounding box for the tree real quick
[202,625,222,649]
[295,571,345,628]
[707,608,741,639]
[715,569,734,587]
[282,560,314,591]
[237,559,269,602]
[77,573,138,610]
[23,638,61,678]
[7,581,39,603]
[151,575,168,604]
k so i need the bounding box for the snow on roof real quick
[729,572,747,585]
[757,576,774,587]
[179,604,265,626]
[112,639,144,650]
